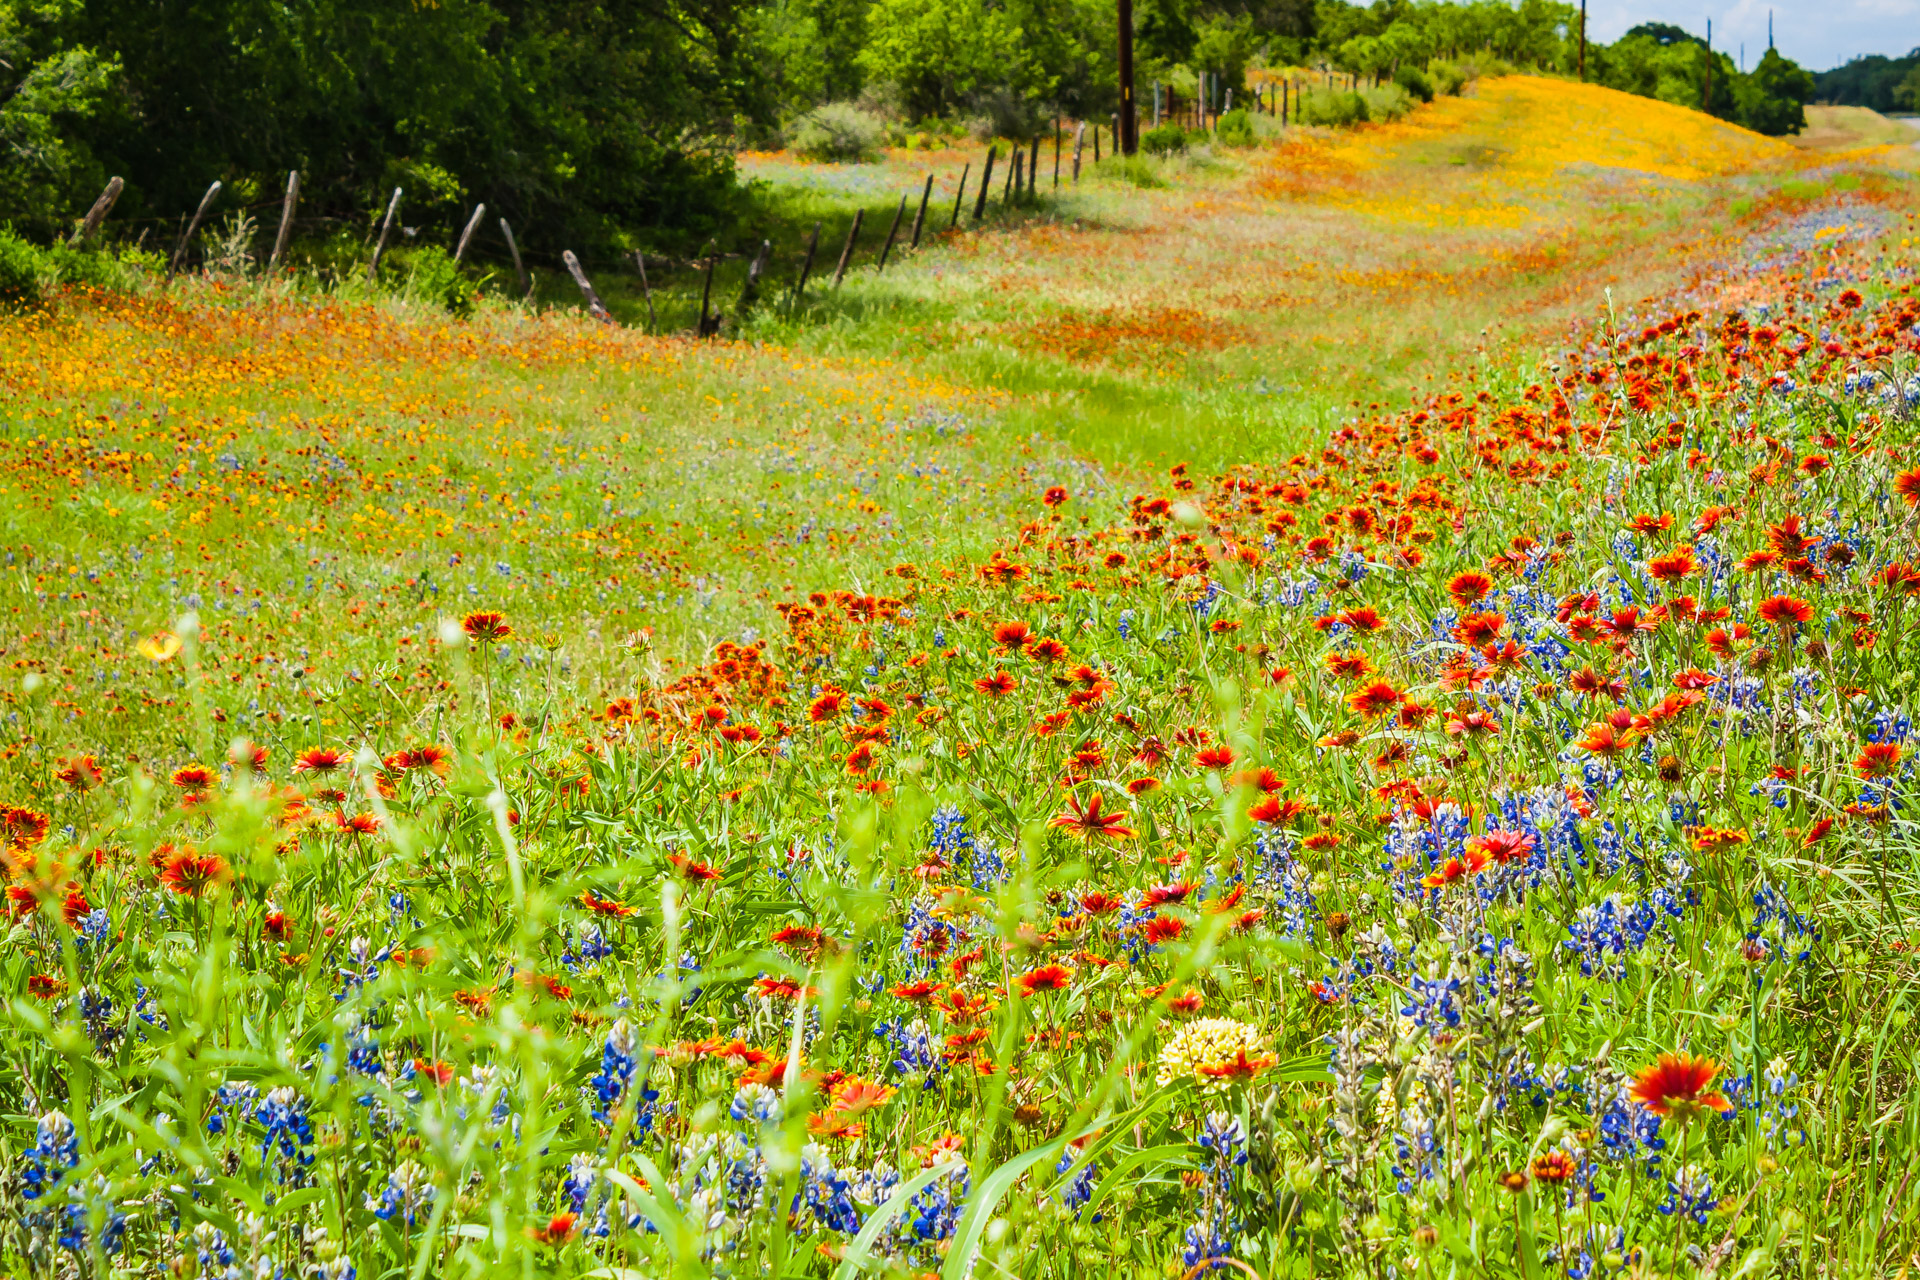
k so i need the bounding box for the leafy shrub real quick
[1360,83,1415,122]
[1140,123,1190,156]
[0,229,43,308]
[398,245,481,316]
[791,103,885,162]
[1395,64,1435,103]
[0,228,143,308]
[1214,108,1259,147]
[1428,61,1469,96]
[1295,87,1370,126]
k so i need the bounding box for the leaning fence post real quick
[633,251,657,329]
[697,241,719,336]
[877,193,908,270]
[266,172,300,274]
[972,147,996,221]
[831,209,864,288]
[367,187,403,280]
[499,218,530,298]
[739,239,771,313]
[1072,123,1085,183]
[1004,148,1019,203]
[948,164,971,229]
[453,203,487,264]
[72,177,124,246]
[562,250,613,322]
[792,221,822,307]
[909,174,934,249]
[167,181,222,280]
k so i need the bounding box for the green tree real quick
[0,0,118,230]
[1735,47,1815,135]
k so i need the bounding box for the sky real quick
[1579,0,1920,72]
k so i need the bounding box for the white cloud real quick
[1579,0,1920,72]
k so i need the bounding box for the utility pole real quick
[1702,19,1712,114]
[1578,0,1586,81]
[1117,0,1136,154]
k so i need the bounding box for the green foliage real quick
[1213,107,1258,147]
[1105,153,1167,187]
[1294,86,1370,127]
[791,102,886,161]
[397,245,481,317]
[858,0,1096,123]
[1736,48,1817,137]
[1813,47,1920,112]
[1426,59,1469,97]
[0,225,142,307]
[1139,123,1191,155]
[1393,63,1434,103]
[0,0,118,229]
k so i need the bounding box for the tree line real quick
[1,0,1824,262]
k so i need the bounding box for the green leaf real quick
[940,1135,1074,1280]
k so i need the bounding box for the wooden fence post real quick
[697,242,719,336]
[831,209,864,288]
[498,218,530,298]
[453,202,486,264]
[367,187,403,280]
[1028,137,1040,197]
[167,181,222,280]
[792,221,822,306]
[972,147,995,221]
[948,163,970,229]
[738,239,771,312]
[1072,123,1085,183]
[1004,148,1019,202]
[633,252,657,330]
[1054,121,1063,188]
[562,250,613,322]
[909,173,934,249]
[1092,123,1101,162]
[72,177,124,246]
[266,172,300,273]
[877,193,908,269]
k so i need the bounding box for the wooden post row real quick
[877,193,907,270]
[453,202,486,265]
[167,181,222,279]
[367,187,402,280]
[831,209,863,288]
[972,148,995,221]
[72,177,124,246]
[269,173,301,273]
[910,173,934,249]
[949,163,971,229]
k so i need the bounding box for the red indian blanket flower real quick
[1015,964,1073,995]
[1049,792,1137,842]
[1630,1052,1733,1122]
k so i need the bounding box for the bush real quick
[0,228,143,308]
[1140,123,1190,156]
[1428,61,1469,96]
[1214,108,1259,147]
[1295,87,1370,127]
[397,245,481,316]
[1394,64,1435,103]
[1105,155,1166,188]
[791,103,885,162]
[1360,83,1415,122]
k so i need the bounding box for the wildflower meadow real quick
[4,74,1920,1280]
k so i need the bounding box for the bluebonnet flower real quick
[908,1163,969,1243]
[206,1081,259,1135]
[365,1161,433,1225]
[730,1083,782,1124]
[588,1018,660,1129]
[1055,1145,1100,1217]
[76,908,112,946]
[564,1155,602,1214]
[22,1109,79,1206]
[79,986,122,1053]
[795,1145,862,1234]
[192,1222,239,1278]
[876,1017,944,1089]
[1658,1163,1717,1225]
[256,1086,316,1167]
[1401,972,1464,1029]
